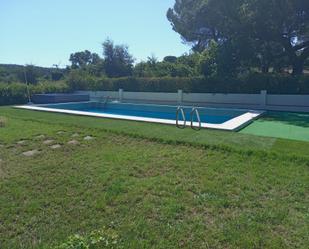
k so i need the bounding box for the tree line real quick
[70,0,309,78]
[1,0,309,86]
[0,64,65,84]
[67,39,205,79]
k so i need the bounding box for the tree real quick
[18,64,39,84]
[167,0,309,75]
[163,56,178,63]
[198,41,218,76]
[167,0,229,52]
[69,50,102,69]
[102,39,134,77]
[248,0,309,75]
[69,50,104,76]
[133,55,196,78]
[147,54,158,66]
[51,64,64,81]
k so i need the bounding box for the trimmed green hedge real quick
[2,73,309,106]
[67,72,309,94]
[0,81,70,105]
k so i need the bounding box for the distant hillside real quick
[0,64,66,83]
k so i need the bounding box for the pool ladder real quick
[176,107,186,129]
[176,107,202,130]
[190,107,202,131]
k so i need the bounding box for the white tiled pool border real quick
[15,104,264,131]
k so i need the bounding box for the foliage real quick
[133,61,195,78]
[198,41,218,76]
[133,53,199,77]
[0,81,70,105]
[21,64,39,84]
[0,64,65,83]
[102,39,134,77]
[167,0,309,75]
[69,50,102,69]
[51,68,65,81]
[66,73,309,94]
[66,70,101,91]
[163,55,178,63]
[55,229,119,249]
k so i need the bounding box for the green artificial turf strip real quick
[0,107,308,248]
[241,112,309,142]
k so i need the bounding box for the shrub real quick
[66,74,309,94]
[0,83,27,105]
[30,81,70,95]
[66,70,97,91]
[0,81,70,106]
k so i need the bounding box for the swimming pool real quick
[16,102,263,131]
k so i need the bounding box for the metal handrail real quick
[176,107,186,129]
[190,107,201,131]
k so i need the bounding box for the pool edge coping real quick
[14,104,265,131]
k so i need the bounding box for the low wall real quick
[77,90,309,112]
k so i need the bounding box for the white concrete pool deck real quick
[15,105,264,131]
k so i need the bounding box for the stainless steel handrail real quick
[176,107,186,129]
[190,107,201,130]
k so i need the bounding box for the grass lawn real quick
[0,107,308,248]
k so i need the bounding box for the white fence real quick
[77,90,309,112]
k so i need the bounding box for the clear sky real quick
[0,0,189,68]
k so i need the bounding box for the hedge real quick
[2,74,309,106]
[0,81,70,106]
[67,72,309,94]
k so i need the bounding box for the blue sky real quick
[0,0,189,68]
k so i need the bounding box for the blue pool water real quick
[41,102,247,124]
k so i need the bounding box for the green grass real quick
[0,116,7,127]
[0,107,308,249]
